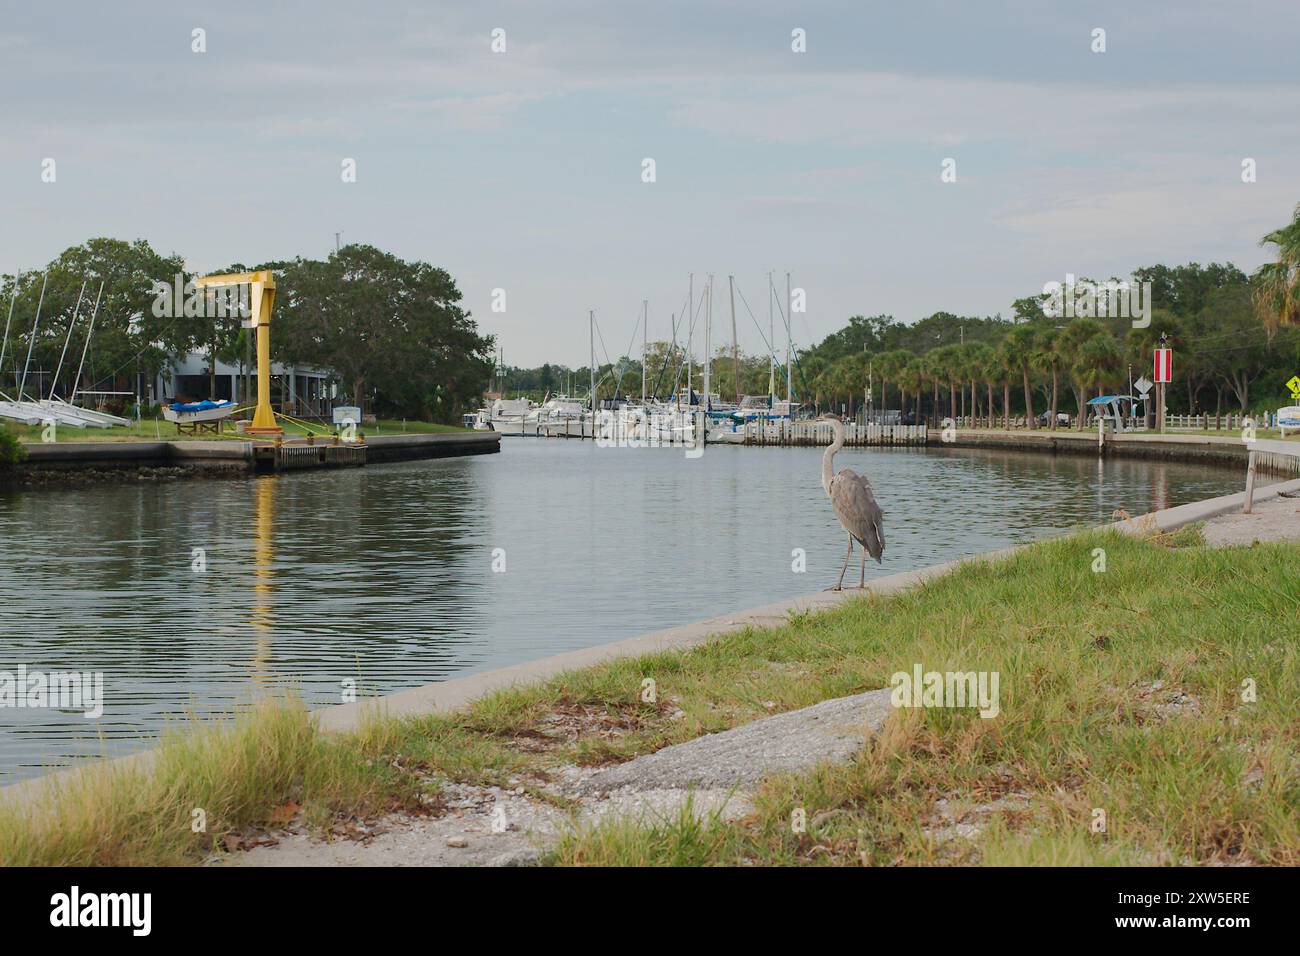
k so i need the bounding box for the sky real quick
[1,0,1298,367]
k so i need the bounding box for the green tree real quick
[965,342,997,428]
[1204,285,1274,410]
[1003,325,1038,427]
[929,344,962,422]
[1,238,188,405]
[1253,204,1300,334]
[272,244,494,421]
[1032,325,1064,428]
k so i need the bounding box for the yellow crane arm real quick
[194,269,281,434]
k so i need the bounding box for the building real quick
[156,352,339,419]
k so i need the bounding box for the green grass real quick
[2,527,1295,866]
[9,418,468,443]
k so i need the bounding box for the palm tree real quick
[923,349,945,424]
[966,342,997,429]
[958,342,984,426]
[1032,325,1063,429]
[1059,317,1111,429]
[1253,203,1300,335]
[872,350,898,417]
[1003,325,1037,427]
[995,335,1017,427]
[905,356,926,420]
[1074,335,1123,416]
[930,344,962,423]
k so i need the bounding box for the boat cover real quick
[170,399,235,413]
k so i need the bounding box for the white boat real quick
[40,398,129,427]
[707,420,746,444]
[161,399,238,425]
[0,401,42,426]
[487,397,541,435]
[0,399,116,428]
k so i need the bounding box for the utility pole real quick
[1128,363,1133,429]
[868,357,873,421]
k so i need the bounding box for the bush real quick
[0,426,25,469]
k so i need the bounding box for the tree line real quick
[0,239,495,423]
[501,204,1300,425]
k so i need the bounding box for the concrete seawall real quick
[11,430,500,478]
[946,428,1300,479]
[365,431,502,463]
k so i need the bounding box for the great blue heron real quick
[819,412,884,589]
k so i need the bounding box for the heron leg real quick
[833,533,852,591]
[859,544,867,589]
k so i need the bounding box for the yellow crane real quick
[193,269,282,436]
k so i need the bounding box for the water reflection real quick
[250,476,275,688]
[0,441,1241,782]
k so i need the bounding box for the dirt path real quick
[216,689,893,867]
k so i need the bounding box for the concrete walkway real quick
[222,689,893,867]
[1200,492,1300,547]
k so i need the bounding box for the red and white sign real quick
[1154,348,1173,383]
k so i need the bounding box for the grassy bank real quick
[9,418,467,443]
[2,526,1295,866]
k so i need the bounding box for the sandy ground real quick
[1200,493,1300,547]
[215,689,892,867]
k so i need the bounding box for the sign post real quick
[1154,342,1172,433]
[1134,375,1153,430]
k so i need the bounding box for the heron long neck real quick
[822,419,844,494]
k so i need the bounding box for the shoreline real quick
[5,428,1296,490]
[5,468,1298,808]
[0,431,501,487]
[946,428,1300,479]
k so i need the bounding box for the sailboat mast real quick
[687,272,693,405]
[728,275,739,405]
[641,298,647,406]
[70,282,104,406]
[0,272,18,396]
[785,271,792,404]
[767,271,775,402]
[49,281,87,401]
[704,275,712,412]
[18,272,48,402]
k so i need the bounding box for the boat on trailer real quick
[160,395,237,426]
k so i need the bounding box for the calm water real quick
[0,440,1240,781]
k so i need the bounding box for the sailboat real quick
[0,275,129,428]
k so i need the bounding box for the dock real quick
[736,421,928,447]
